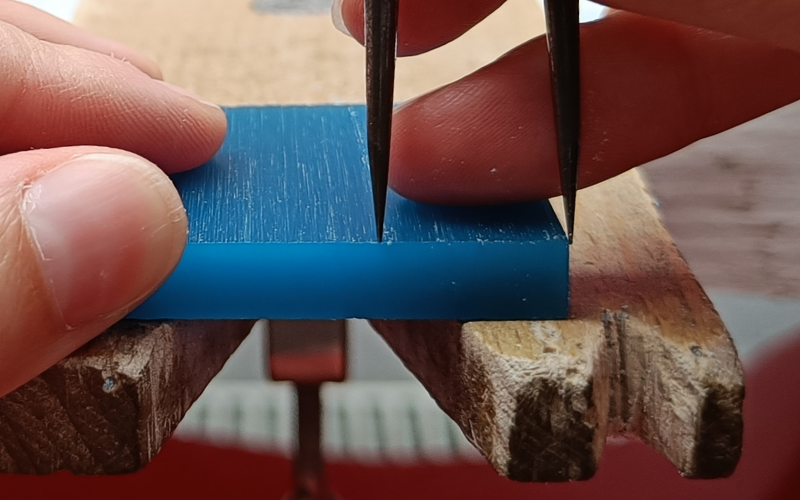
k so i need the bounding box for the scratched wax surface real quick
[130,105,568,320]
[173,106,566,244]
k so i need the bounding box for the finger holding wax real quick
[0,147,187,398]
[0,19,226,173]
[334,3,800,204]
[0,15,227,396]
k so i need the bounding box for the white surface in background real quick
[578,1,608,23]
[16,0,80,21]
[535,0,608,23]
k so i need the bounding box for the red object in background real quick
[3,331,800,500]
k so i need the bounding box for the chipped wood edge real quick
[581,172,744,478]
[464,320,609,482]
[374,170,744,482]
[373,319,609,482]
[615,313,744,478]
[0,320,254,474]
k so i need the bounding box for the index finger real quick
[0,21,226,173]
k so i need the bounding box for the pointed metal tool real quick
[365,0,399,242]
[544,0,581,243]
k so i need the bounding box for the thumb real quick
[0,146,187,397]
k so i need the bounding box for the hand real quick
[333,0,800,204]
[0,1,226,397]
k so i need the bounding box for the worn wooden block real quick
[0,320,253,474]
[373,170,743,481]
[129,105,569,321]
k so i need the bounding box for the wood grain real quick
[374,319,609,481]
[0,320,253,474]
[567,172,743,478]
[0,0,742,480]
[374,171,743,480]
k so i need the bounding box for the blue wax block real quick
[128,105,569,321]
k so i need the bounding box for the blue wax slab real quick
[128,105,569,321]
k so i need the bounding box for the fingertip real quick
[0,147,187,396]
[331,0,352,38]
[0,30,229,175]
[21,150,187,327]
[162,100,228,174]
[338,0,365,44]
[152,80,228,173]
[337,0,508,57]
[121,50,163,80]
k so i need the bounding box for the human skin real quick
[334,0,800,204]
[0,0,227,397]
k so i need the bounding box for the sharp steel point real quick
[544,0,581,244]
[365,0,399,243]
